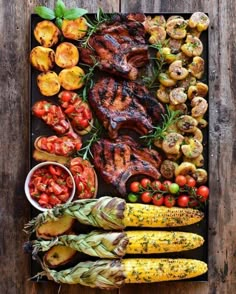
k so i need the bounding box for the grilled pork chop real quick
[79,13,148,80]
[89,77,165,139]
[92,136,162,197]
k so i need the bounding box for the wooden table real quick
[1,0,235,293]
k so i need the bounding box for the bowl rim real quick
[24,161,76,212]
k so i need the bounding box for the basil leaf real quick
[63,8,88,20]
[55,0,66,18]
[34,6,55,20]
[55,17,63,29]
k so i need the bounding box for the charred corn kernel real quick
[124,204,204,227]
[126,231,204,254]
[123,258,208,283]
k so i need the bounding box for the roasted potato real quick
[169,87,187,105]
[191,97,208,118]
[188,12,210,32]
[188,56,205,79]
[34,20,60,48]
[176,115,198,133]
[166,18,188,39]
[61,17,88,40]
[160,160,178,179]
[181,35,203,57]
[37,71,60,96]
[169,60,189,80]
[55,42,79,68]
[158,72,177,87]
[59,66,85,90]
[30,46,55,72]
[162,133,184,154]
[181,138,203,159]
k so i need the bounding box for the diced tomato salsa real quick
[29,165,73,209]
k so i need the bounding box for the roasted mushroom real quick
[37,71,60,96]
[34,20,60,48]
[30,46,55,72]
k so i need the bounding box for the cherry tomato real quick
[130,181,140,193]
[66,176,73,188]
[61,91,72,102]
[151,180,163,191]
[177,195,190,207]
[186,176,196,187]
[164,195,176,207]
[162,180,172,191]
[128,193,138,203]
[140,178,151,188]
[152,194,164,206]
[49,165,62,176]
[169,183,180,194]
[79,119,89,128]
[175,175,187,186]
[197,186,209,202]
[141,192,152,203]
[49,195,61,205]
[64,105,75,114]
[52,183,64,195]
[39,193,49,203]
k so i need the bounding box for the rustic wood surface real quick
[0,0,235,293]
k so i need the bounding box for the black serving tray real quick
[29,13,209,282]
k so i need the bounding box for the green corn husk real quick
[30,231,128,258]
[36,259,125,289]
[24,197,125,234]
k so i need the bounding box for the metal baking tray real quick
[29,13,209,282]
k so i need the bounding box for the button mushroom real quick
[181,138,203,159]
[191,97,208,118]
[169,87,187,105]
[162,133,184,154]
[169,60,189,80]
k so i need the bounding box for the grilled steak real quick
[79,13,148,80]
[92,136,162,197]
[89,77,165,139]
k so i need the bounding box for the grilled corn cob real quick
[29,231,204,258]
[24,197,204,234]
[38,258,207,288]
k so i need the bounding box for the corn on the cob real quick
[24,197,204,234]
[29,230,204,258]
[38,258,207,288]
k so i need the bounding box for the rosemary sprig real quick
[82,8,114,48]
[77,119,103,160]
[141,106,180,147]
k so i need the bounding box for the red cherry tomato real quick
[164,195,176,207]
[130,181,140,193]
[141,192,152,203]
[186,176,196,187]
[140,178,151,188]
[39,193,49,203]
[49,165,62,176]
[177,195,190,207]
[175,175,187,186]
[197,186,209,202]
[79,119,89,128]
[64,105,75,114]
[61,91,72,102]
[162,180,172,191]
[151,180,163,191]
[188,198,199,208]
[49,195,61,205]
[152,194,164,206]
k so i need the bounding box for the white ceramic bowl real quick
[24,161,76,212]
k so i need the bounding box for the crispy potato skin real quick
[34,20,61,48]
[30,46,55,72]
[62,17,88,40]
[37,71,61,96]
[59,66,85,90]
[55,42,79,68]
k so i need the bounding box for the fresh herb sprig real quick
[82,8,114,48]
[141,106,180,147]
[77,119,103,160]
[35,0,88,28]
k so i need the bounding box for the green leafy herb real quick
[141,106,180,147]
[77,119,103,160]
[34,6,55,20]
[34,1,88,28]
[82,8,114,48]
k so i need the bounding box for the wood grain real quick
[0,0,236,293]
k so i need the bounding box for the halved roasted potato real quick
[37,71,60,96]
[55,42,79,68]
[166,18,188,39]
[34,20,60,48]
[30,46,55,72]
[59,66,85,90]
[44,245,77,268]
[61,17,88,40]
[188,12,210,32]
